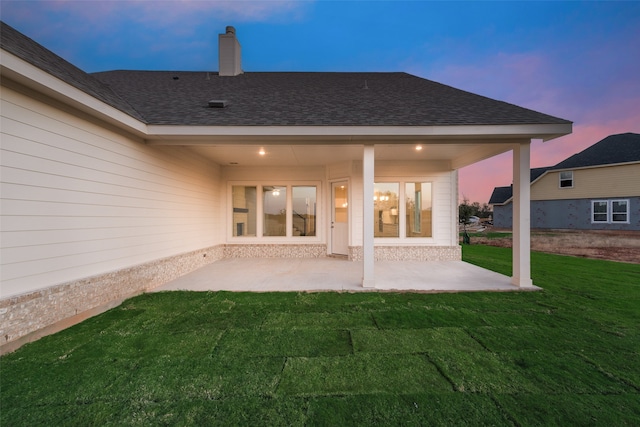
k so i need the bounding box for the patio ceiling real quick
[172,141,516,168]
[145,123,570,169]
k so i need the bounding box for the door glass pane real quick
[334,184,348,223]
[263,186,287,236]
[405,182,432,237]
[374,183,399,237]
[232,186,256,236]
[292,186,317,236]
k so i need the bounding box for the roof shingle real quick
[1,22,144,121]
[550,133,640,170]
[2,21,571,128]
[91,70,572,127]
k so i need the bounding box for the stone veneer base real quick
[1,243,460,352]
[349,245,462,261]
[0,246,224,354]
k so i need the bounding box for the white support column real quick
[362,144,375,288]
[512,142,533,287]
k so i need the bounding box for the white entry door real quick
[331,181,349,255]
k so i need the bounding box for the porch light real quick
[415,145,423,151]
[259,148,266,156]
[272,189,280,196]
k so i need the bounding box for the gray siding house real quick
[490,133,640,230]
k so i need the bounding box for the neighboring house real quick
[0,23,572,347]
[490,133,640,230]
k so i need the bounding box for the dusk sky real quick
[2,0,639,203]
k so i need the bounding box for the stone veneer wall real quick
[224,244,327,258]
[0,245,224,351]
[349,245,461,261]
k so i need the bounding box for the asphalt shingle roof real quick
[549,133,640,170]
[0,22,144,121]
[2,21,571,128]
[90,70,572,127]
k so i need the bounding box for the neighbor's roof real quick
[489,132,640,205]
[549,132,640,170]
[1,21,571,128]
[488,167,552,205]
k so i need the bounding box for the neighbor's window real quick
[592,200,608,223]
[263,186,287,236]
[559,171,573,188]
[232,186,257,236]
[612,200,629,223]
[292,186,317,236]
[405,182,432,237]
[592,199,630,224]
[374,183,399,237]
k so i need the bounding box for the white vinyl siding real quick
[1,86,220,298]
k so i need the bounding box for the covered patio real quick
[153,257,540,293]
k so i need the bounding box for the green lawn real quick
[2,246,639,426]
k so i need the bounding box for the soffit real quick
[187,142,510,168]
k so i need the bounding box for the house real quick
[0,23,572,348]
[490,133,640,230]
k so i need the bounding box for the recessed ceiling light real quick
[415,145,423,151]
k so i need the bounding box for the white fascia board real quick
[146,123,572,144]
[0,49,147,136]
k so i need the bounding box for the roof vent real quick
[208,100,229,108]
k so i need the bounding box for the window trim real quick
[559,170,574,189]
[612,199,630,224]
[373,179,435,242]
[228,181,322,242]
[591,199,630,224]
[591,200,609,223]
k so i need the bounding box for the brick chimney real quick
[218,26,242,76]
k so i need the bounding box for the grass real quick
[2,247,639,426]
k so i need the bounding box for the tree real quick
[459,198,475,226]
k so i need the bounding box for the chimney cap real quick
[226,26,236,35]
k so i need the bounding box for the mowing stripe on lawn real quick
[277,353,452,396]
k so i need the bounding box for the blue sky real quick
[2,0,639,203]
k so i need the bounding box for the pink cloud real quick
[419,49,640,204]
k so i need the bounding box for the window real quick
[374,183,399,237]
[231,183,318,239]
[232,186,257,236]
[592,199,629,224]
[592,200,608,223]
[612,200,629,223]
[292,186,317,236]
[373,181,433,239]
[559,171,573,188]
[263,186,287,236]
[405,182,432,237]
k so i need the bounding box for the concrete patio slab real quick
[152,258,540,293]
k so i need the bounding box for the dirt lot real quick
[465,229,640,264]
